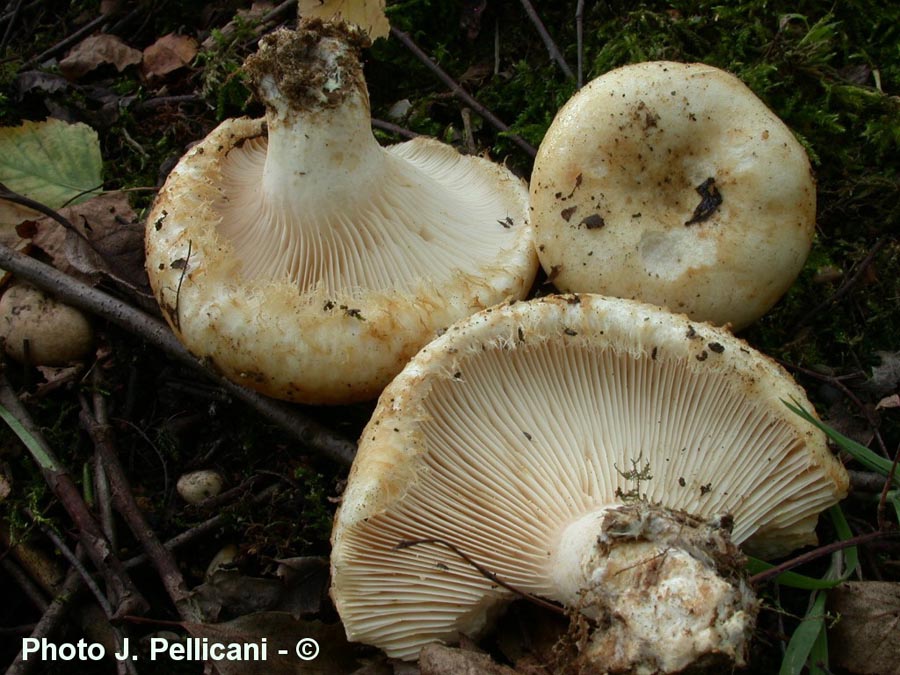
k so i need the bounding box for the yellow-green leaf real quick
[0,118,103,225]
[298,0,389,40]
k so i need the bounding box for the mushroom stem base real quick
[555,503,758,674]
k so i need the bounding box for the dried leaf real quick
[33,364,87,396]
[16,71,70,96]
[59,34,142,80]
[298,0,389,40]
[828,582,900,675]
[876,393,900,410]
[31,192,147,291]
[183,613,361,674]
[192,560,330,623]
[142,33,198,79]
[866,351,900,396]
[0,119,102,225]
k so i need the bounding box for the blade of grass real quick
[808,613,830,675]
[779,592,827,675]
[747,506,858,589]
[0,402,58,471]
[784,399,899,487]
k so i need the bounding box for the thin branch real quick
[518,0,574,79]
[0,557,49,612]
[21,13,108,69]
[6,566,137,675]
[25,511,115,619]
[0,374,148,618]
[80,373,201,621]
[749,529,898,586]
[124,484,282,570]
[793,235,891,331]
[395,537,566,615]
[390,27,536,158]
[372,117,419,140]
[0,243,357,465]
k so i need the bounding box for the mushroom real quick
[0,281,93,365]
[176,469,224,505]
[330,294,848,672]
[529,62,816,330]
[145,20,536,404]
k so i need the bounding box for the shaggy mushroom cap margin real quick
[530,61,816,330]
[145,21,536,404]
[330,294,848,669]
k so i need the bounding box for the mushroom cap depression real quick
[145,23,536,404]
[331,294,848,662]
[530,61,816,330]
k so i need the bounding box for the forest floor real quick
[0,1,898,674]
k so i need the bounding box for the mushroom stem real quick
[549,503,757,673]
[247,25,383,208]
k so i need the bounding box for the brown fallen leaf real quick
[142,33,199,79]
[876,393,900,410]
[59,34,142,80]
[298,0,390,40]
[31,191,149,292]
[192,561,330,623]
[828,581,900,675]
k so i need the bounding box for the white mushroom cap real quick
[0,282,93,365]
[530,61,816,330]
[330,294,848,667]
[145,21,536,404]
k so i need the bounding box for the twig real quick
[518,0,574,80]
[793,235,891,331]
[0,0,40,26]
[576,0,585,88]
[395,537,566,615]
[749,529,898,586]
[135,94,205,112]
[0,374,148,618]
[6,570,81,675]
[26,512,113,618]
[80,372,201,621]
[0,243,357,465]
[0,0,23,50]
[6,567,137,675]
[92,452,117,550]
[372,118,419,140]
[779,359,889,458]
[0,556,49,612]
[124,484,282,570]
[390,27,537,158]
[21,13,108,69]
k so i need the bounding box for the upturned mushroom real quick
[330,294,848,672]
[530,61,816,330]
[145,20,536,404]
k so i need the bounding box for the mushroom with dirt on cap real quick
[145,19,536,405]
[330,294,848,673]
[529,61,816,330]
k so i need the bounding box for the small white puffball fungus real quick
[176,470,224,505]
[145,20,536,404]
[530,61,816,330]
[0,282,93,365]
[330,294,848,671]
